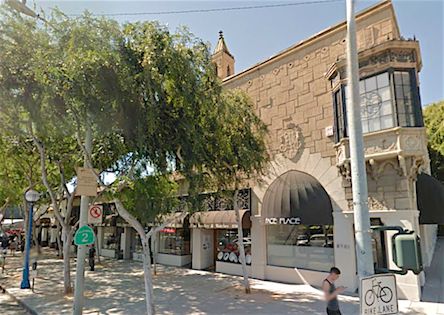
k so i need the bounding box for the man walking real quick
[322,267,346,315]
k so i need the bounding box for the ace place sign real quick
[264,217,301,225]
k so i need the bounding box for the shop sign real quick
[265,217,301,225]
[360,274,398,315]
[160,228,176,233]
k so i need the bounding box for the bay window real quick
[333,69,423,142]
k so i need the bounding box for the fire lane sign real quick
[360,274,398,315]
[88,205,103,225]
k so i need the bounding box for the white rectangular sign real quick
[360,274,398,315]
[88,205,103,225]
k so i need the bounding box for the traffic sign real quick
[88,205,103,225]
[360,274,398,315]
[74,226,95,246]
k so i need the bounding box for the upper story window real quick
[333,68,423,142]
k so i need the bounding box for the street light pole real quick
[345,0,374,279]
[20,189,40,289]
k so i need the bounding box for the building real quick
[186,0,443,301]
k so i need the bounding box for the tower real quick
[212,31,235,79]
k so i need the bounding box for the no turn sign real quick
[88,205,103,225]
[360,274,398,315]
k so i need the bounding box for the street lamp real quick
[20,189,40,289]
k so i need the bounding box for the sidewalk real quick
[0,250,443,315]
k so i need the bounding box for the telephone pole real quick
[345,0,374,278]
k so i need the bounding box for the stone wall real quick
[224,7,400,172]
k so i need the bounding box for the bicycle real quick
[364,278,393,306]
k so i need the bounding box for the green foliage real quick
[424,100,444,182]
[0,5,268,222]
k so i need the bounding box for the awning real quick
[262,170,333,225]
[189,210,251,229]
[416,173,444,224]
[158,212,189,228]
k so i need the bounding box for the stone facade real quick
[217,0,433,301]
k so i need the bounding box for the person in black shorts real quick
[322,267,346,315]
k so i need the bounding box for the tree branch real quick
[28,122,66,229]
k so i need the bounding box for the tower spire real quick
[212,30,235,79]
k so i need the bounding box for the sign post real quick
[360,274,398,315]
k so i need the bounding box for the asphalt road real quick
[0,291,28,315]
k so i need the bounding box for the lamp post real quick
[20,189,40,289]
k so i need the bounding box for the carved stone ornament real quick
[366,159,403,180]
[337,161,351,180]
[367,196,389,210]
[364,137,397,155]
[359,49,416,68]
[278,123,303,161]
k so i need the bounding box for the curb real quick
[0,283,39,315]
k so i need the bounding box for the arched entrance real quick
[261,170,335,272]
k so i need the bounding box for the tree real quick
[0,6,128,295]
[423,100,444,182]
[0,6,268,314]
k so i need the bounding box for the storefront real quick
[190,189,253,276]
[155,212,191,267]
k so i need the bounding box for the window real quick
[216,229,252,264]
[266,224,334,272]
[227,66,231,77]
[158,228,190,256]
[334,69,422,141]
[333,88,347,142]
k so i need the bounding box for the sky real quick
[33,0,444,106]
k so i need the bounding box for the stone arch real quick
[254,151,347,215]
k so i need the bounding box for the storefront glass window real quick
[266,225,334,272]
[158,228,190,255]
[103,227,118,250]
[216,229,252,264]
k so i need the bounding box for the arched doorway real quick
[262,170,335,272]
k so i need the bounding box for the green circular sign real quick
[74,225,95,246]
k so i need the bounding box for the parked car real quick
[309,234,334,247]
[296,235,310,246]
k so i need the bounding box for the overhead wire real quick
[67,0,343,17]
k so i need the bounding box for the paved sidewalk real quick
[0,290,29,315]
[0,251,443,315]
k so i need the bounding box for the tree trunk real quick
[151,233,157,276]
[62,226,73,295]
[56,224,62,258]
[234,189,251,294]
[142,238,155,315]
[113,199,186,315]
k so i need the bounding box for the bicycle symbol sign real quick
[360,274,398,315]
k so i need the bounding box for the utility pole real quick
[345,0,374,279]
[73,125,92,315]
